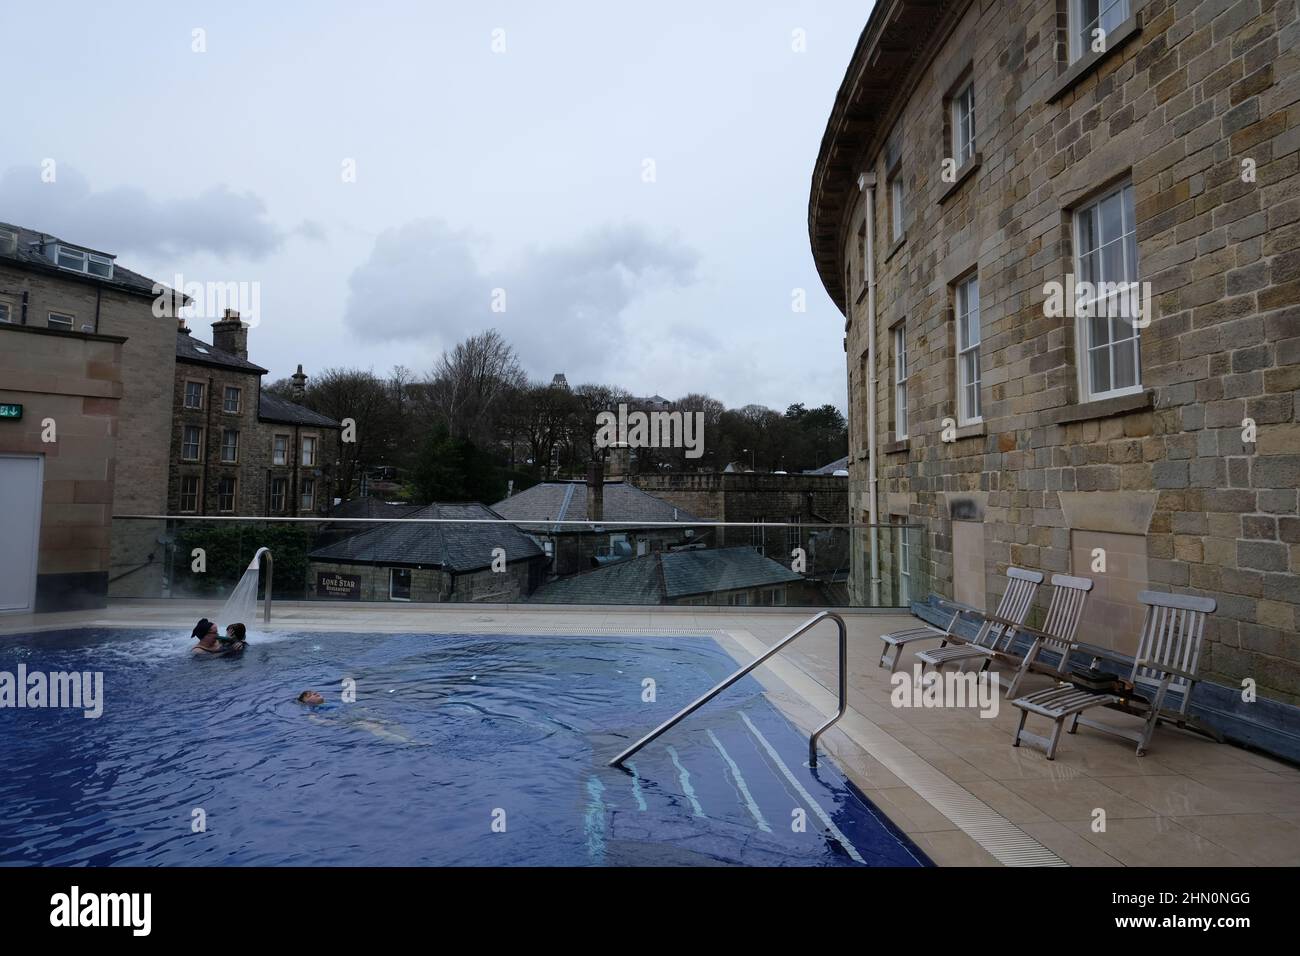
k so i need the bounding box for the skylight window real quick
[51,244,114,280]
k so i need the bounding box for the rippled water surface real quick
[0,628,926,866]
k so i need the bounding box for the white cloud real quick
[342,219,700,378]
[0,165,289,260]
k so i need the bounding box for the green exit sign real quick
[0,404,22,420]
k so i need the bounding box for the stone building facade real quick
[809,0,1300,701]
[170,312,341,519]
[0,222,181,606]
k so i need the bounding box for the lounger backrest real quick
[1039,574,1094,652]
[1129,590,1216,714]
[975,566,1043,650]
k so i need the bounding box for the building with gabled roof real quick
[492,476,706,575]
[307,502,546,602]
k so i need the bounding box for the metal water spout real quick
[252,547,273,623]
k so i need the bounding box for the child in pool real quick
[220,622,248,653]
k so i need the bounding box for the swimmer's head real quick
[225,623,246,641]
[297,690,324,706]
[191,618,216,640]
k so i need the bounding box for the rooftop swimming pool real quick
[0,628,928,867]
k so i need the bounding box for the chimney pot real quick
[291,363,308,401]
[211,311,249,360]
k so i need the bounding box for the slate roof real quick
[326,498,421,521]
[309,502,543,572]
[805,455,850,475]
[258,390,341,428]
[176,330,268,374]
[529,546,801,604]
[0,221,183,301]
[491,481,701,532]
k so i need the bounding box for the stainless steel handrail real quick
[609,610,849,769]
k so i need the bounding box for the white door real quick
[0,455,43,612]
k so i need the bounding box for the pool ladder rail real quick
[609,610,848,769]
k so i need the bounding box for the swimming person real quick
[297,690,422,745]
[191,619,224,655]
[221,623,248,653]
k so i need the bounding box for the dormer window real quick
[51,244,114,279]
[0,229,16,254]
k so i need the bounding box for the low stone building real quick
[492,476,705,576]
[809,0,1300,701]
[307,502,546,602]
[0,221,182,609]
[170,311,341,518]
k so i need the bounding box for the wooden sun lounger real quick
[877,567,1042,670]
[915,574,1093,693]
[1011,591,1216,759]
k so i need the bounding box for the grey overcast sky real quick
[1,1,868,412]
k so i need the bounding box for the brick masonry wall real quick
[836,0,1300,701]
[0,264,175,598]
[0,324,123,608]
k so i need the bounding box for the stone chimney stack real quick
[291,364,308,401]
[211,309,248,359]
[177,317,190,335]
[586,460,604,524]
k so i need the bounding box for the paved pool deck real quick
[3,601,1297,867]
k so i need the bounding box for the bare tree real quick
[426,330,525,445]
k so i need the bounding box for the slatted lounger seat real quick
[877,567,1043,670]
[1011,591,1216,759]
[916,574,1092,688]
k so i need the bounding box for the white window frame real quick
[785,516,801,555]
[952,80,975,166]
[890,175,905,243]
[0,302,11,323]
[0,228,17,254]
[300,477,315,512]
[894,324,909,440]
[1073,182,1142,402]
[217,476,237,513]
[47,311,75,330]
[301,436,318,467]
[181,425,203,462]
[53,244,114,279]
[220,429,239,464]
[223,386,242,414]
[389,567,412,602]
[184,381,205,410]
[270,477,287,513]
[897,518,912,605]
[1069,0,1132,63]
[955,275,982,425]
[272,434,289,466]
[179,476,200,513]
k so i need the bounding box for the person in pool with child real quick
[190,618,248,656]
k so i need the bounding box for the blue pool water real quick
[0,628,928,867]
